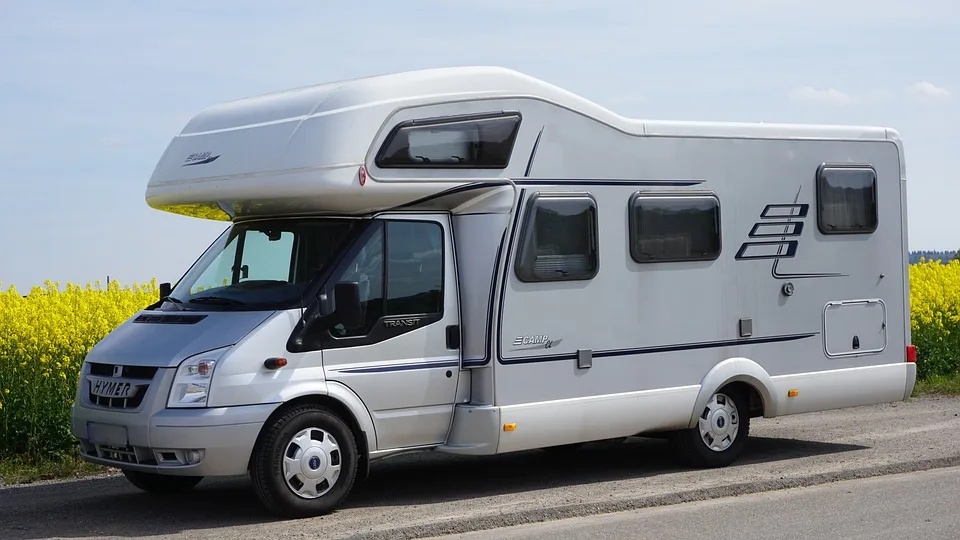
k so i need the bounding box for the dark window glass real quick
[385,220,443,315]
[376,112,521,168]
[817,166,878,234]
[629,193,721,263]
[331,224,385,337]
[515,194,599,282]
[329,220,444,338]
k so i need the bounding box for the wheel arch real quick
[250,382,378,482]
[688,357,778,429]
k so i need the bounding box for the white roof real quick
[144,66,899,221]
[180,65,892,141]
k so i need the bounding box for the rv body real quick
[70,66,915,518]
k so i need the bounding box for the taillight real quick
[906,345,917,363]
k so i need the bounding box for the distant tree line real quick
[910,250,959,264]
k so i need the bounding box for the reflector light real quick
[906,345,917,363]
[358,165,367,186]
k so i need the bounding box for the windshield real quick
[162,217,365,311]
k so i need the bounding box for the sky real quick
[1,0,957,293]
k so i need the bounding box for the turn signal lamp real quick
[264,357,288,370]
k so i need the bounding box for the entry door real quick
[320,213,462,451]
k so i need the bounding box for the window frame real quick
[627,190,723,264]
[514,191,601,283]
[374,111,522,169]
[815,163,879,235]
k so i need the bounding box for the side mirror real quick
[159,282,172,298]
[333,281,363,329]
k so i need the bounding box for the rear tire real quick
[670,387,750,468]
[122,470,203,494]
[250,404,359,519]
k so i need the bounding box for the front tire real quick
[670,387,750,468]
[122,470,203,494]
[250,404,359,519]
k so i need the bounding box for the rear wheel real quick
[122,470,203,494]
[250,404,359,519]
[670,387,750,468]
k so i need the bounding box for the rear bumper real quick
[904,361,917,400]
[71,402,278,477]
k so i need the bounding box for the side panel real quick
[321,213,462,451]
[487,123,907,451]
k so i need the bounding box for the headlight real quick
[168,357,218,408]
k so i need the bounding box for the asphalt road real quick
[428,466,960,540]
[1,395,959,540]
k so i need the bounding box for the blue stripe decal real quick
[462,357,488,367]
[336,360,460,374]
[514,178,704,187]
[499,332,818,365]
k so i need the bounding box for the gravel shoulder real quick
[2,396,959,540]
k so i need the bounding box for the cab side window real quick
[385,220,443,316]
[332,225,384,337]
[329,220,443,339]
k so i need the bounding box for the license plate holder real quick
[87,422,129,447]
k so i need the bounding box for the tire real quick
[670,387,750,468]
[122,469,203,494]
[249,404,359,519]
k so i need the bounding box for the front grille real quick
[88,363,158,379]
[86,362,159,410]
[88,385,149,409]
[79,440,158,466]
[93,444,140,464]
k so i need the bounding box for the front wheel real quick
[250,404,359,519]
[669,388,750,468]
[122,469,203,494]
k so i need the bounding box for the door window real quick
[330,219,444,338]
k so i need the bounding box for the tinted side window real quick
[515,193,599,282]
[328,220,444,339]
[629,193,721,263]
[332,225,385,337]
[386,220,444,315]
[375,112,521,169]
[817,165,878,234]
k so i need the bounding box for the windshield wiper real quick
[189,296,246,308]
[158,295,185,311]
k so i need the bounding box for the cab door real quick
[320,213,461,451]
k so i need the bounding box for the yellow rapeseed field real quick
[1,262,959,462]
[0,279,158,460]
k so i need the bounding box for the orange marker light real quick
[788,389,799,397]
[264,357,288,370]
[503,423,516,432]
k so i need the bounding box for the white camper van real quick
[70,66,916,519]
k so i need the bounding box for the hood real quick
[85,309,278,368]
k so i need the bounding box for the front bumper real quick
[72,402,277,477]
[70,362,278,477]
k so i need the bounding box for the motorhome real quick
[70,66,916,519]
